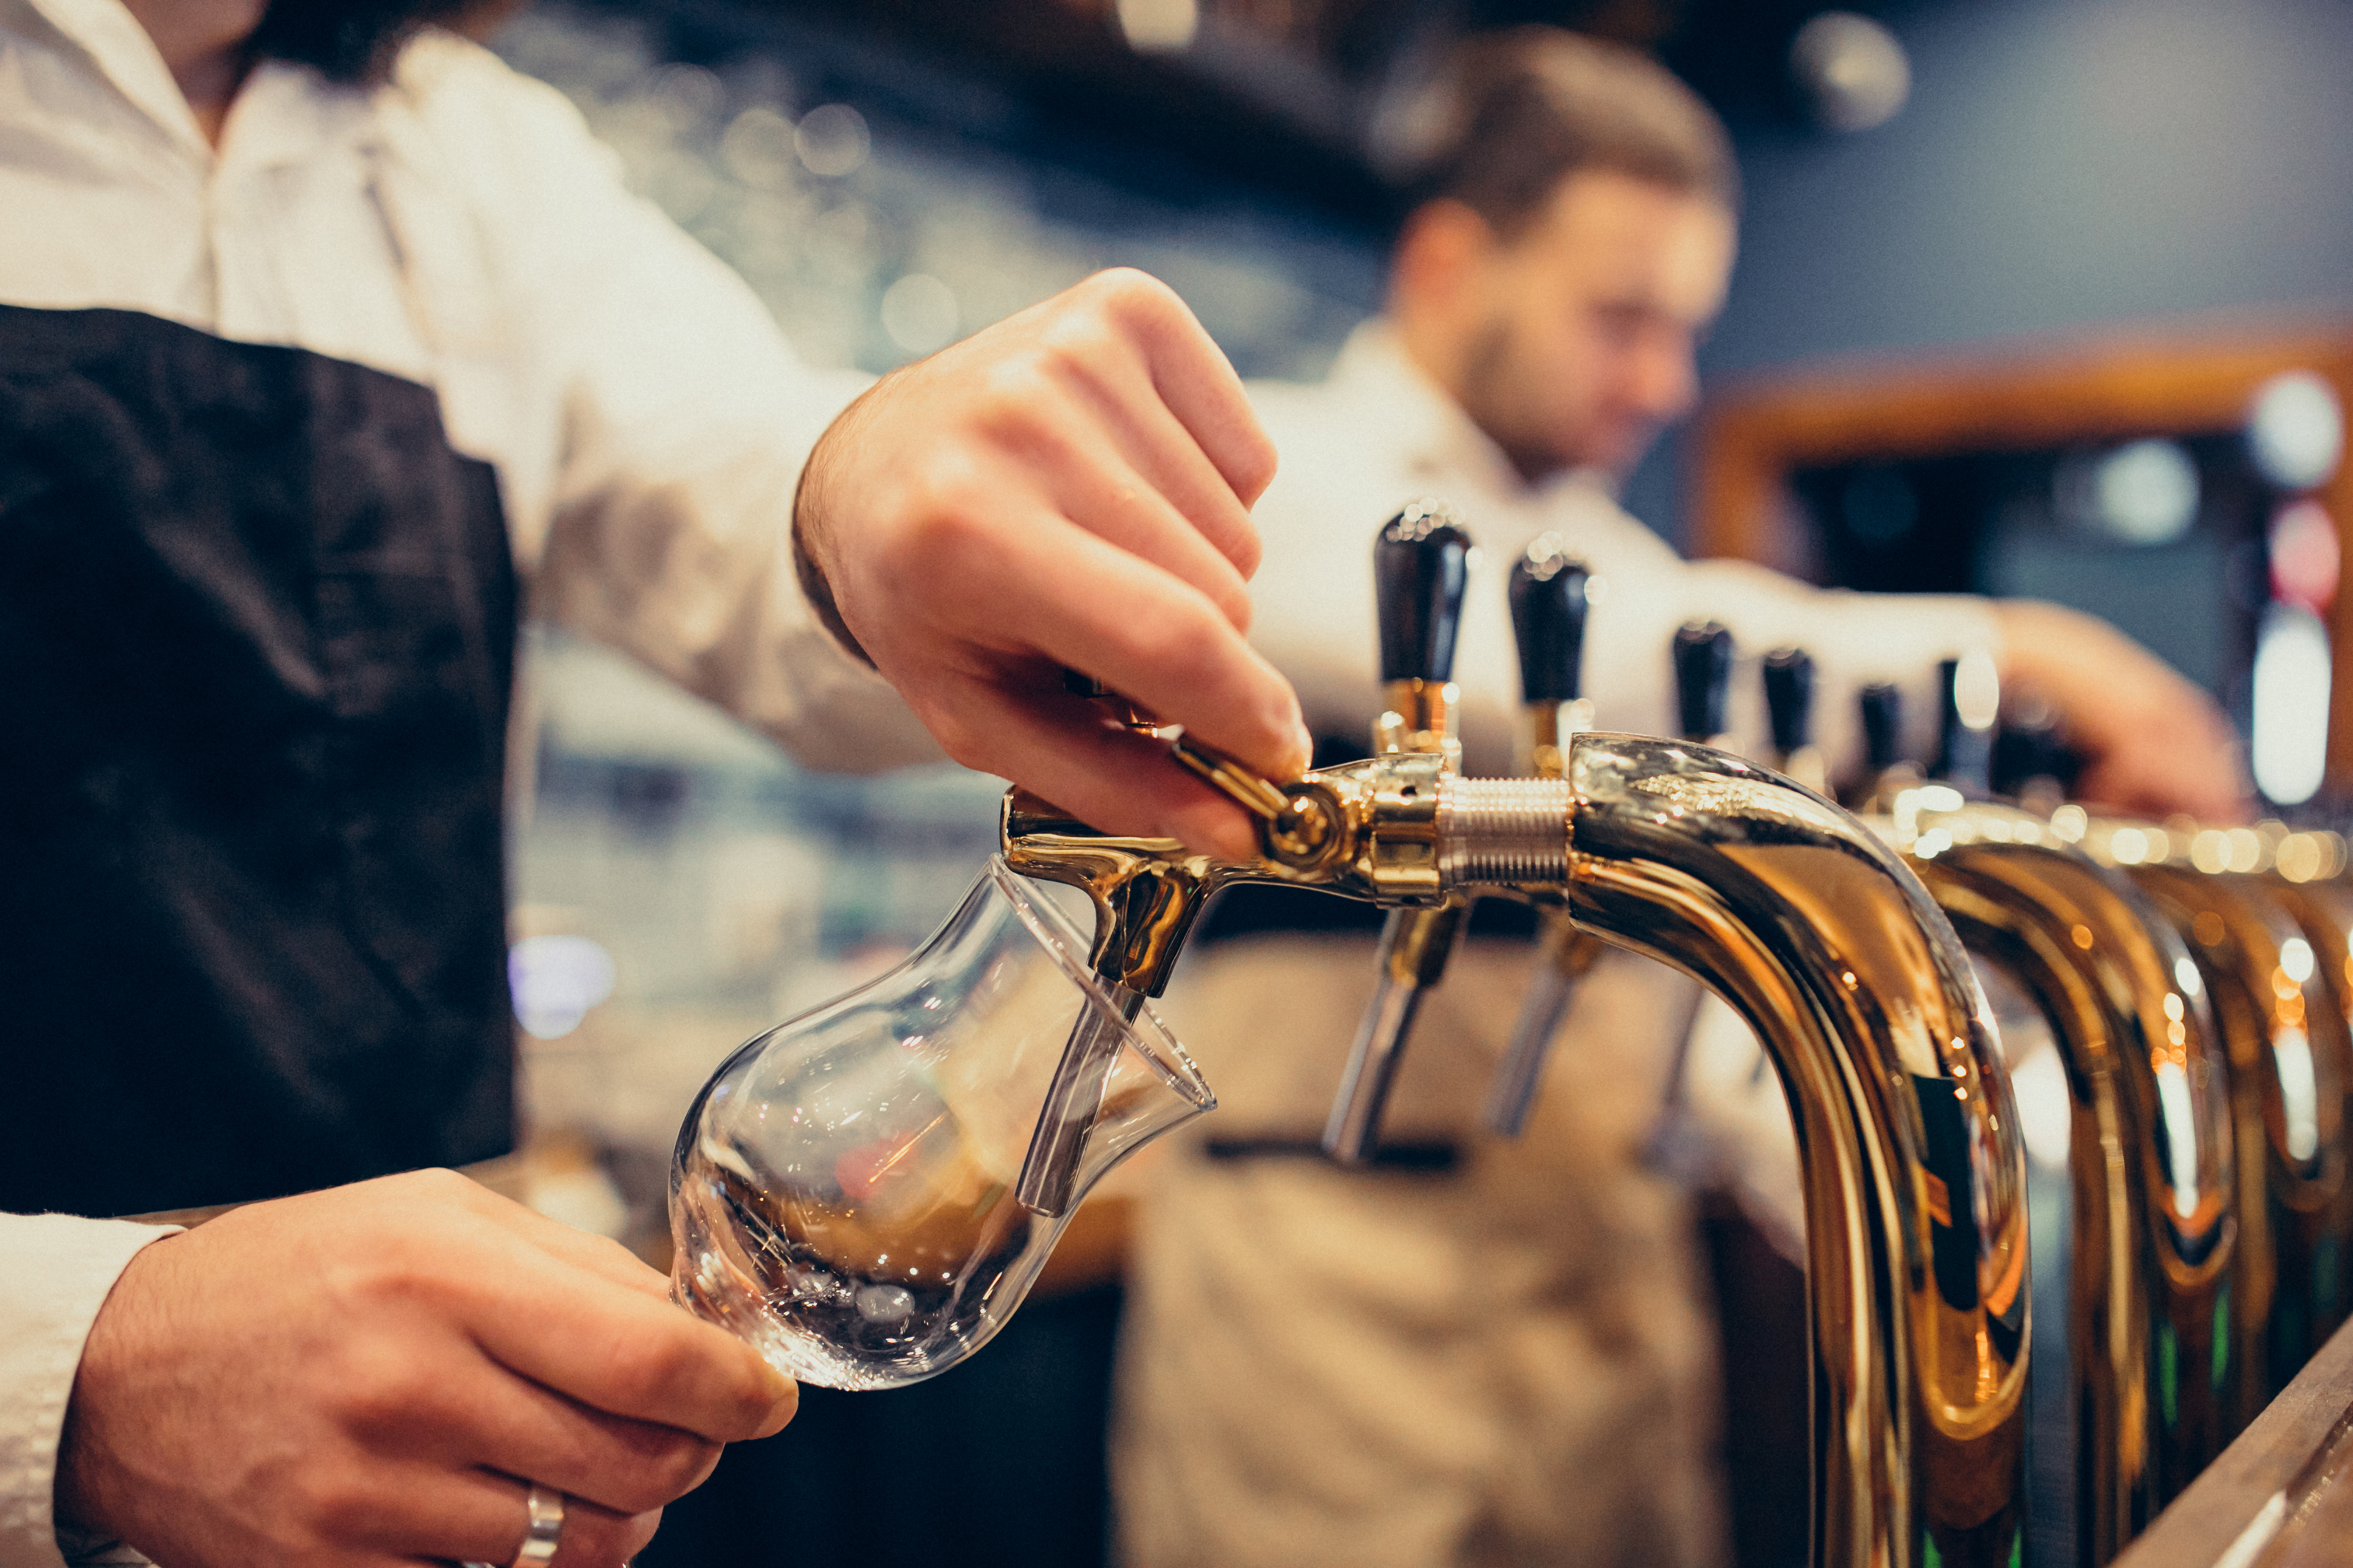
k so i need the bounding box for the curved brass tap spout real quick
[2072,840,2353,1430]
[1006,732,2028,1567]
[1890,801,2236,1560]
[1561,736,2028,1568]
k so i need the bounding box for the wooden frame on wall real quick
[1686,323,2353,784]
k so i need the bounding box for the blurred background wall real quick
[1623,0,2353,531]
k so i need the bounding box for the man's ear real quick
[1388,198,1498,321]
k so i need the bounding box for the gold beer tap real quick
[1883,792,2238,1561]
[1486,537,1607,1137]
[1322,500,1474,1164]
[1003,729,2029,1568]
[2068,817,2353,1433]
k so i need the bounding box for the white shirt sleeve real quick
[0,1216,176,1568]
[384,38,943,776]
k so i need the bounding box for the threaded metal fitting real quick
[1437,778,1574,887]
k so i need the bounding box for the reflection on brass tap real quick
[2072,825,2353,1429]
[1888,796,2236,1562]
[2266,861,2353,1384]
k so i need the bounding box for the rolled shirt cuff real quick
[0,1215,179,1568]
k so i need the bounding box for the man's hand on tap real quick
[793,268,1310,861]
[1994,598,2252,823]
[55,1170,796,1568]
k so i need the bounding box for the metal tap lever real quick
[1488,539,1602,1137]
[1015,673,1190,1217]
[1671,621,1734,745]
[1326,501,1475,1164]
[1168,734,1338,868]
[1763,646,1827,795]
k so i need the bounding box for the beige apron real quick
[1113,932,1732,1568]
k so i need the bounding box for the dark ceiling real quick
[619,0,1870,228]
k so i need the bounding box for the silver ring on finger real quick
[513,1482,565,1567]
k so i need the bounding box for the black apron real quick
[0,304,518,1216]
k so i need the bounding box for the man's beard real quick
[1456,314,1570,487]
[247,0,490,83]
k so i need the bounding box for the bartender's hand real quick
[795,268,1308,860]
[56,1169,794,1568]
[1996,598,2252,822]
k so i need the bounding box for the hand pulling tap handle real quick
[1327,500,1476,1164]
[1762,647,1828,795]
[1672,621,1734,743]
[1487,540,1601,1137]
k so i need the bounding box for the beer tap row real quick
[1001,495,2353,1567]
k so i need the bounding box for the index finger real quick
[458,1183,675,1303]
[922,512,1307,777]
[1085,270,1278,512]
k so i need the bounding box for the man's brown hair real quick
[1399,26,1739,237]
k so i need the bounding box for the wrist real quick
[51,1234,172,1547]
[790,472,875,667]
[790,436,874,670]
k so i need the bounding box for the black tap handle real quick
[1507,543,1592,704]
[1935,656,1994,790]
[1860,682,1904,770]
[1671,621,1734,741]
[1762,648,1815,754]
[1375,499,1474,683]
[1990,699,2082,800]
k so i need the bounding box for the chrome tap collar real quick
[1436,776,1573,887]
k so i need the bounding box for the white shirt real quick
[0,5,938,1561]
[1248,321,1999,773]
